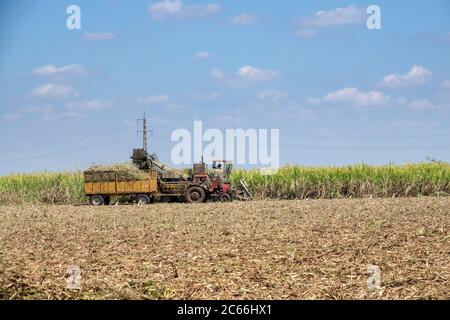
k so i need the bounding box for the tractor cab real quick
[211,160,233,182]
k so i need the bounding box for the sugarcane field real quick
[1,1,449,313]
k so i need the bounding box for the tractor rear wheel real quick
[136,194,151,205]
[90,195,105,206]
[219,193,233,203]
[186,186,206,203]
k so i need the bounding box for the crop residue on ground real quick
[0,197,449,300]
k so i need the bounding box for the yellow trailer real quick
[84,170,158,205]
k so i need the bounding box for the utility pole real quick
[143,111,148,153]
[137,111,150,153]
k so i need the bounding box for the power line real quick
[143,123,450,139]
[150,132,450,140]
[0,136,136,164]
[281,145,450,150]
[3,124,447,157]
[2,120,448,165]
[0,125,130,155]
[148,134,450,149]
[279,134,450,138]
[1,138,447,167]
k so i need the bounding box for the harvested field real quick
[0,197,449,300]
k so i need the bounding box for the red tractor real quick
[188,160,235,203]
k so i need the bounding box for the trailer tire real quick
[136,194,151,205]
[186,186,206,203]
[90,195,105,206]
[219,193,233,203]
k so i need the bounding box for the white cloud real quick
[136,95,169,105]
[296,5,365,37]
[31,84,79,99]
[82,32,116,41]
[310,87,390,107]
[258,90,288,102]
[380,65,432,88]
[211,68,226,81]
[300,5,365,27]
[32,64,87,77]
[439,80,450,90]
[236,65,279,81]
[211,66,280,85]
[407,99,435,111]
[229,14,258,25]
[149,0,220,20]
[149,0,182,18]
[65,99,113,111]
[406,99,450,111]
[194,51,211,59]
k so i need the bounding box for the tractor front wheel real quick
[186,186,206,203]
[219,193,233,203]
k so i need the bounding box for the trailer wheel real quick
[219,193,233,203]
[136,194,151,205]
[90,195,105,206]
[186,186,206,203]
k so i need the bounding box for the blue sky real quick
[0,0,449,174]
